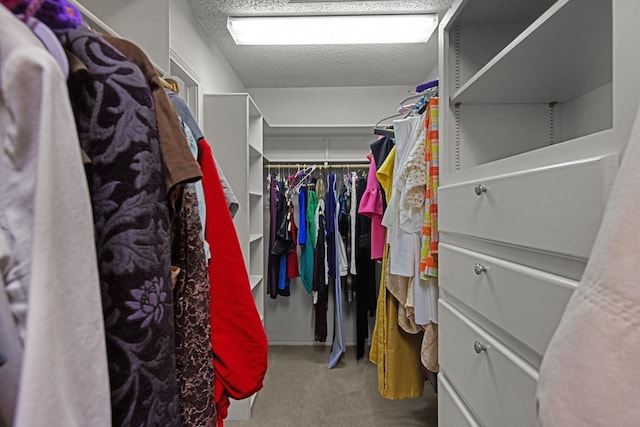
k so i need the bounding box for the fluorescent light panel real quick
[227,14,438,45]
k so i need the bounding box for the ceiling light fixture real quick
[227,14,438,45]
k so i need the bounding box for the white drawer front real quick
[439,154,618,258]
[439,300,538,427]
[440,243,577,356]
[439,374,480,427]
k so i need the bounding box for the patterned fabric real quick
[171,186,216,426]
[399,140,427,233]
[62,28,180,426]
[420,98,440,279]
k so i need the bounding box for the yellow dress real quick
[369,244,424,399]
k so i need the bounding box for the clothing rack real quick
[266,162,368,171]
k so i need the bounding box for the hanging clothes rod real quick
[266,162,368,170]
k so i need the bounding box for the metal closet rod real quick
[266,162,368,169]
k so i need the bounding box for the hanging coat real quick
[198,139,268,426]
[62,27,181,426]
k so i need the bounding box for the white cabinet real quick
[203,93,265,420]
[437,0,640,425]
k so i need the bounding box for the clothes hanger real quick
[373,112,403,138]
[292,165,317,194]
[160,77,179,94]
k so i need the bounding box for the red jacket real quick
[198,138,268,426]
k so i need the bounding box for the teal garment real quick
[300,189,318,293]
[180,119,210,260]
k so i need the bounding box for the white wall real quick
[249,85,417,127]
[76,0,245,95]
[78,0,171,72]
[169,0,246,94]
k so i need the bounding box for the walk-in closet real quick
[2,0,640,426]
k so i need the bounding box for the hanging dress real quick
[171,185,216,426]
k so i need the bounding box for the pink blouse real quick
[358,154,385,260]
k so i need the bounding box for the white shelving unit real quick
[437,0,640,426]
[203,93,265,421]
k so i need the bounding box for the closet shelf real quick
[450,0,611,105]
[249,191,263,198]
[452,0,555,25]
[250,275,263,290]
[249,234,263,243]
[249,144,262,158]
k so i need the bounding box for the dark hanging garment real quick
[171,186,216,426]
[355,175,377,360]
[272,181,293,257]
[370,137,395,211]
[62,28,181,426]
[267,177,279,298]
[314,209,328,342]
[370,136,395,171]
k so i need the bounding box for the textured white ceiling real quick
[186,0,454,88]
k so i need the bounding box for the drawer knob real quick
[474,184,487,196]
[474,263,487,275]
[474,341,489,354]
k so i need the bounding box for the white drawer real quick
[439,154,618,258]
[440,243,576,356]
[439,300,538,427]
[439,374,480,427]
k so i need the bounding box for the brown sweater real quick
[103,36,201,195]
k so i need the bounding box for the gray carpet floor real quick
[226,345,438,427]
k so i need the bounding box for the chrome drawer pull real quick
[474,341,489,354]
[474,263,487,275]
[474,184,487,195]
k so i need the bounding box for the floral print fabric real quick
[62,28,181,426]
[171,187,216,426]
